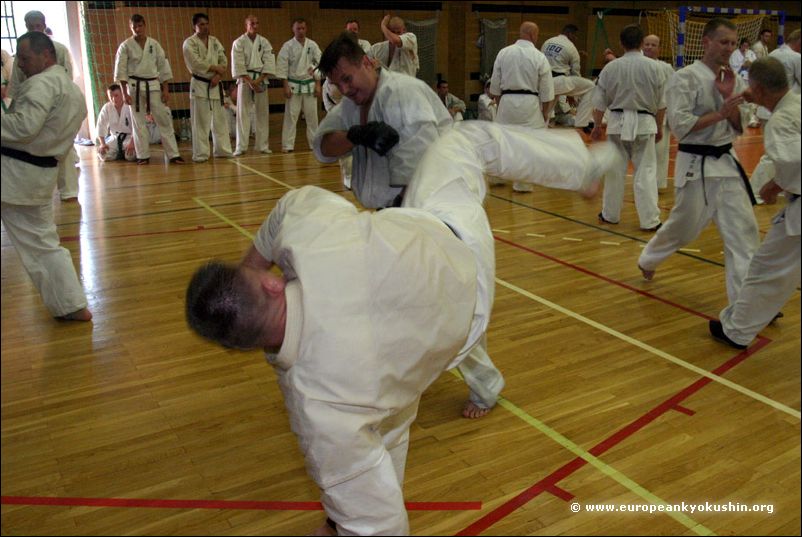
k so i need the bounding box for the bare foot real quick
[579,179,601,199]
[638,264,655,281]
[57,308,93,322]
[308,522,337,536]
[462,401,492,419]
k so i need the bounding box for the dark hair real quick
[17,31,56,58]
[749,57,789,93]
[619,24,643,50]
[739,37,750,47]
[346,19,360,28]
[319,32,365,77]
[130,14,145,25]
[192,13,208,27]
[436,79,448,88]
[562,24,579,36]
[108,83,121,93]
[703,18,736,38]
[292,17,306,26]
[760,28,773,36]
[185,262,267,350]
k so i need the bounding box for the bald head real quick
[643,34,661,59]
[388,16,405,35]
[787,29,801,53]
[520,21,539,44]
[24,10,47,33]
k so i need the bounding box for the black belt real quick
[115,133,129,161]
[501,89,538,96]
[610,108,656,117]
[193,74,224,110]
[130,75,158,114]
[678,143,756,206]
[551,71,566,77]
[1,146,58,168]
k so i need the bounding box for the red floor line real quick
[546,485,574,502]
[672,404,696,416]
[456,338,772,536]
[0,496,480,512]
[60,223,264,242]
[495,235,715,320]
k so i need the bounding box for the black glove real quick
[346,121,400,156]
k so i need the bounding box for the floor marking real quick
[526,232,546,238]
[489,397,715,536]
[494,277,799,420]
[561,237,582,242]
[0,496,480,512]
[232,161,296,190]
[455,338,774,536]
[154,200,172,204]
[492,229,510,234]
[599,240,620,246]
[679,248,702,253]
[490,194,725,268]
[192,197,254,239]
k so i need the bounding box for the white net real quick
[406,16,438,86]
[646,8,778,67]
[478,17,507,82]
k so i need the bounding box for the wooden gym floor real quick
[1,117,799,536]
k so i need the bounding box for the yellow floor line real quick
[495,277,800,420]
[192,197,254,240]
[232,161,296,190]
[448,370,714,534]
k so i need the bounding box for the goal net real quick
[645,7,785,67]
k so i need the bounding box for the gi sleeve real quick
[666,70,700,140]
[1,78,51,144]
[114,42,128,83]
[382,84,451,187]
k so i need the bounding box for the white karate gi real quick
[729,48,760,126]
[489,38,554,192]
[749,45,801,199]
[260,121,616,536]
[368,32,419,77]
[542,34,595,127]
[639,60,760,303]
[440,91,466,120]
[719,91,800,345]
[320,78,352,188]
[313,69,504,409]
[10,39,79,200]
[2,49,13,110]
[477,93,497,121]
[114,36,181,161]
[592,50,667,229]
[729,48,757,78]
[489,39,554,129]
[652,59,676,189]
[276,36,321,152]
[313,68,452,209]
[231,33,276,154]
[1,64,88,317]
[182,34,232,162]
[95,101,135,161]
[752,40,770,59]
[356,38,372,54]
